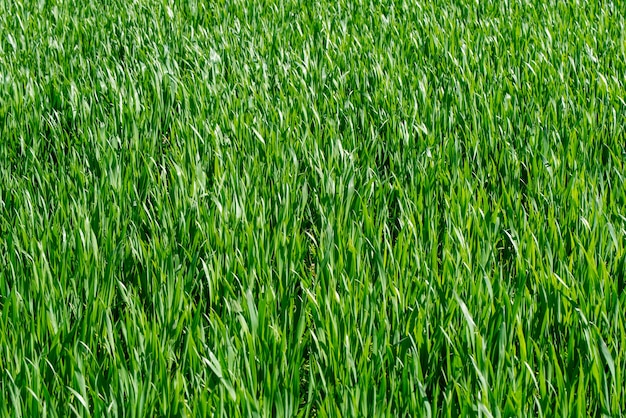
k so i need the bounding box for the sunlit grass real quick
[1,0,625,416]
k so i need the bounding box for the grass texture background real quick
[1,0,625,416]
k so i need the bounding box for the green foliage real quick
[1,0,625,416]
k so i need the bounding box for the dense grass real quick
[1,0,625,415]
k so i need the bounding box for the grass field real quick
[1,0,625,416]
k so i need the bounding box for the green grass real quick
[1,0,625,416]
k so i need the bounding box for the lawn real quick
[0,0,625,416]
